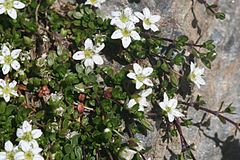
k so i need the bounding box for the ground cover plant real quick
[0,0,238,160]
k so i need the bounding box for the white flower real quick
[120,147,137,160]
[0,141,18,160]
[15,141,44,160]
[128,88,152,111]
[127,63,153,89]
[189,62,205,88]
[111,7,139,28]
[0,79,18,102]
[111,22,140,48]
[0,45,21,75]
[72,38,104,69]
[0,0,25,19]
[135,7,160,32]
[85,0,105,8]
[159,93,184,122]
[16,121,43,145]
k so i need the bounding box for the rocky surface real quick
[101,0,240,159]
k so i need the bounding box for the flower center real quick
[4,55,13,64]
[144,18,151,25]
[22,132,33,141]
[165,106,172,113]
[90,0,97,4]
[120,15,129,23]
[122,29,130,37]
[190,72,196,81]
[3,0,13,10]
[7,151,14,160]
[3,85,11,94]
[136,74,144,82]
[84,49,93,58]
[25,151,33,160]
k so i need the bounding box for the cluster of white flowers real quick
[0,44,22,102]
[0,121,44,160]
[110,7,160,48]
[127,63,153,112]
[0,0,25,19]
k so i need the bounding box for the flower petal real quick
[14,152,25,160]
[159,102,166,110]
[168,99,178,109]
[73,51,85,60]
[127,72,136,80]
[16,128,23,138]
[150,24,159,32]
[13,1,25,9]
[33,155,44,160]
[172,109,184,118]
[111,11,121,17]
[140,88,152,97]
[22,121,32,132]
[133,63,142,75]
[122,36,132,48]
[32,129,42,139]
[3,93,10,102]
[84,38,93,49]
[130,31,141,40]
[2,45,10,56]
[143,22,151,30]
[136,80,143,89]
[142,67,153,77]
[127,99,137,108]
[139,97,149,107]
[0,5,6,14]
[92,54,103,65]
[9,80,17,88]
[130,15,139,23]
[0,79,6,87]
[134,12,144,20]
[0,56,4,64]
[11,60,21,71]
[124,7,133,17]
[94,43,105,53]
[0,152,7,159]
[111,30,123,39]
[150,15,160,23]
[143,78,153,87]
[84,58,94,69]
[19,141,30,152]
[167,113,175,122]
[163,92,169,104]
[7,8,17,19]
[2,64,10,75]
[11,49,21,59]
[4,141,13,152]
[143,7,151,18]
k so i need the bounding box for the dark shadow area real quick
[128,0,141,3]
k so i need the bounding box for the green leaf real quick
[64,144,72,154]
[74,146,82,159]
[215,12,225,20]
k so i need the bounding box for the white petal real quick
[122,36,132,48]
[3,93,10,102]
[2,64,10,75]
[126,22,135,30]
[139,97,149,107]
[133,63,142,75]
[124,7,133,17]
[11,60,21,71]
[13,1,25,9]
[143,22,151,30]
[190,62,195,72]
[134,12,144,20]
[0,0,5,3]
[32,129,42,139]
[0,56,4,64]
[143,78,153,87]
[32,147,42,154]
[163,92,169,104]
[130,31,141,40]
[168,99,178,109]
[2,45,10,56]
[150,24,159,32]
[14,152,25,160]
[94,43,105,53]
[92,54,103,65]
[143,7,151,18]
[16,128,23,138]
[172,109,184,118]
[7,8,17,19]
[0,89,3,95]
[84,58,94,69]
[130,15,139,23]
[9,80,17,88]
[167,113,175,122]
[0,152,7,159]
[196,77,206,85]
[127,72,136,80]
[136,80,143,89]
[150,15,160,23]
[22,121,32,132]
[73,51,85,60]
[140,88,152,97]
[142,67,153,76]
[128,99,137,108]
[84,38,93,49]
[111,11,121,17]
[11,49,21,59]
[159,102,167,110]
[0,79,6,87]
[111,30,123,39]
[33,155,44,160]
[0,5,6,14]
[19,141,30,152]
[4,140,13,152]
